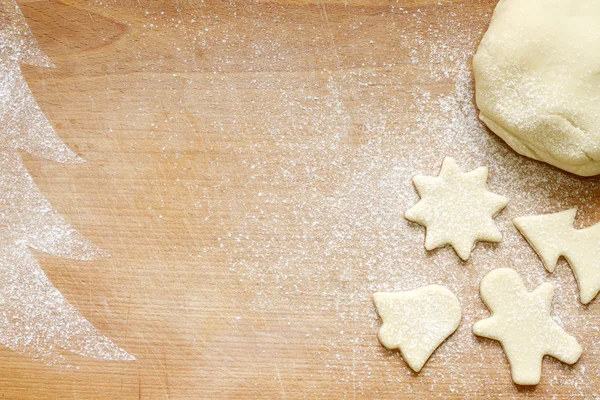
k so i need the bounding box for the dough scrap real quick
[373,285,461,372]
[474,0,600,176]
[514,208,600,304]
[405,157,508,260]
[473,268,582,385]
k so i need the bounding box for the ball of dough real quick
[474,0,600,176]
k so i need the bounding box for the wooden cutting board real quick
[3,0,600,398]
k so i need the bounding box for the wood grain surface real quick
[3,0,600,399]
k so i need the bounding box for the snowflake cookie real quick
[405,157,508,260]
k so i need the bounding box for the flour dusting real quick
[173,2,600,397]
[29,0,600,396]
[0,0,133,364]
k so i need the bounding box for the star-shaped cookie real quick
[473,268,582,385]
[405,157,508,260]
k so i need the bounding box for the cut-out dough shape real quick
[405,157,508,260]
[374,285,461,372]
[473,268,582,385]
[514,208,600,304]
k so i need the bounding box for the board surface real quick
[2,1,600,399]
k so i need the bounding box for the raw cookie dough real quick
[474,0,600,176]
[405,157,508,260]
[514,208,600,304]
[373,285,461,372]
[473,268,582,385]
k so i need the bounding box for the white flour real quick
[6,0,600,396]
[176,2,600,397]
[0,0,133,364]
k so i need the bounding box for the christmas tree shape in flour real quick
[514,208,600,304]
[0,0,132,362]
[0,0,52,68]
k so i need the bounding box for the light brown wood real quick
[2,0,600,398]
